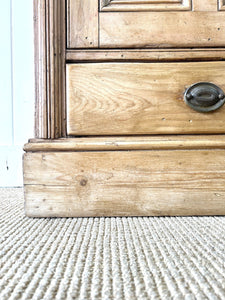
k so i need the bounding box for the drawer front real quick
[67,0,225,48]
[66,61,225,136]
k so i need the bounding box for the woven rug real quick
[0,188,225,300]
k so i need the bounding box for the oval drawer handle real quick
[184,82,225,113]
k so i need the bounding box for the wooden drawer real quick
[66,61,225,136]
[67,0,225,48]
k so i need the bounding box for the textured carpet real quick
[0,189,225,300]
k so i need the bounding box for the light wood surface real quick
[99,12,225,48]
[29,0,225,217]
[67,0,98,48]
[34,0,66,138]
[24,135,225,152]
[33,0,48,138]
[193,0,217,11]
[66,49,225,62]
[100,0,220,11]
[24,150,225,217]
[100,0,191,11]
[67,61,225,136]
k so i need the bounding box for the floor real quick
[1,188,225,300]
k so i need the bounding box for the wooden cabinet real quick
[23,0,225,217]
[68,0,225,48]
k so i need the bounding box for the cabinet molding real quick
[66,49,225,62]
[34,0,66,138]
[219,0,225,10]
[24,135,225,152]
[100,0,191,11]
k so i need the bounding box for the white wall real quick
[0,0,34,186]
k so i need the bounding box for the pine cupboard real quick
[23,0,225,217]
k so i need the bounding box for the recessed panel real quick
[99,12,225,48]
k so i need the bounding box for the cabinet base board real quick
[23,146,225,217]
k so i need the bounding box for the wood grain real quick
[99,12,225,48]
[33,0,48,138]
[29,0,225,218]
[67,0,98,48]
[33,0,66,138]
[193,0,218,11]
[66,49,225,62]
[67,61,225,136]
[24,135,225,152]
[24,150,225,217]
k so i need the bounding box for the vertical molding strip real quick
[34,0,48,138]
[34,0,66,139]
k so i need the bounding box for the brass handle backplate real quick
[184,82,225,113]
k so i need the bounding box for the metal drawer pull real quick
[184,82,225,113]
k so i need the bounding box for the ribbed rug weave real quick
[1,188,225,300]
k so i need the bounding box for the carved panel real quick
[219,0,225,10]
[100,0,192,11]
